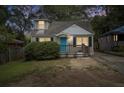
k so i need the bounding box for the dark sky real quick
[7,5,106,18]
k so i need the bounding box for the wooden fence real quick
[0,47,24,64]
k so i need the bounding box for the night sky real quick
[6,5,106,18]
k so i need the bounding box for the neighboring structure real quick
[31,19,94,57]
[99,26,124,51]
[0,39,24,64]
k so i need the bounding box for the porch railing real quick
[60,44,89,55]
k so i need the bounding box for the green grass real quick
[0,59,70,86]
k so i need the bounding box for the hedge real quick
[24,41,59,60]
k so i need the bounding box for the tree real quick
[91,6,124,49]
[0,6,9,25]
[91,16,108,49]
[8,6,34,32]
[43,5,89,21]
[8,6,44,41]
[91,6,124,36]
[0,6,12,38]
[0,6,16,52]
[106,6,124,29]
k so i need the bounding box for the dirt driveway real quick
[8,57,124,87]
[94,52,124,74]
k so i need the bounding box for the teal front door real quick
[60,37,67,53]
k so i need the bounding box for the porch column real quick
[92,36,94,55]
[89,35,94,56]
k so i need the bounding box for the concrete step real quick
[60,52,89,58]
[76,52,89,57]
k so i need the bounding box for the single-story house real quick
[98,26,124,50]
[31,19,94,57]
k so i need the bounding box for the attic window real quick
[38,21,45,29]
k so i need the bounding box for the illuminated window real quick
[39,37,51,42]
[68,36,73,44]
[38,21,44,29]
[113,35,118,41]
[76,36,88,46]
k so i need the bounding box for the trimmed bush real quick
[112,46,124,52]
[24,42,38,60]
[24,41,59,60]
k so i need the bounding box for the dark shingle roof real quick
[31,21,93,37]
[102,26,124,36]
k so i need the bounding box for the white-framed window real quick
[38,21,45,29]
[76,36,89,46]
[39,37,51,42]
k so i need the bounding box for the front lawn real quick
[0,59,70,86]
[1,57,124,87]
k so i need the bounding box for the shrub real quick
[112,46,124,52]
[24,42,38,60]
[24,41,59,60]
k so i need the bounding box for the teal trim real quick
[60,37,67,53]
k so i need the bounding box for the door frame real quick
[60,37,67,53]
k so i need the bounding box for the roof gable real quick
[57,24,92,36]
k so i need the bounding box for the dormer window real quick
[38,21,45,29]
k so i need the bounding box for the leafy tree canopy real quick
[43,5,90,21]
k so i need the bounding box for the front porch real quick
[56,34,94,57]
[54,24,94,57]
[59,44,91,57]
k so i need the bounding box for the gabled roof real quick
[31,21,93,37]
[102,26,124,36]
[56,24,92,36]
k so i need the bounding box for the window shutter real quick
[36,38,39,42]
[89,37,92,47]
[51,37,53,41]
[73,37,76,47]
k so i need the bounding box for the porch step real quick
[60,52,89,58]
[75,52,88,57]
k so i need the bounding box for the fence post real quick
[8,47,11,62]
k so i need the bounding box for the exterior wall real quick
[31,36,36,42]
[98,35,124,51]
[45,22,50,29]
[98,36,111,50]
[54,37,60,44]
